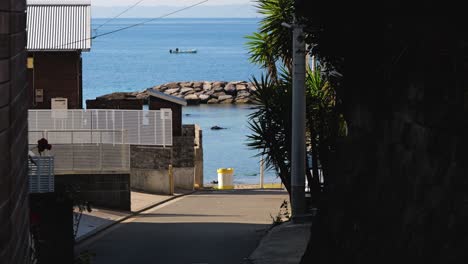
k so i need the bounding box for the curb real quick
[75,190,197,246]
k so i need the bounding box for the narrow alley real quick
[76,189,288,264]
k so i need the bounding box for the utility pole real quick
[290,16,307,220]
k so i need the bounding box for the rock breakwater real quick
[95,81,257,105]
[150,81,256,105]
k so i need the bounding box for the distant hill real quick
[92,5,260,18]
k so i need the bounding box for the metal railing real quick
[28,109,173,146]
[29,156,54,193]
[30,144,130,173]
[29,129,128,145]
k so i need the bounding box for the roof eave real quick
[27,0,91,5]
[147,89,188,106]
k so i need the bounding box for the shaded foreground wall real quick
[55,174,131,211]
[0,1,31,263]
[304,17,468,263]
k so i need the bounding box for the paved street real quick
[77,189,288,264]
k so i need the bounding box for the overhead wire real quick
[94,0,147,32]
[55,0,209,49]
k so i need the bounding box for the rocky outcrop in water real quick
[127,81,257,105]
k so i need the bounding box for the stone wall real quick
[0,1,31,263]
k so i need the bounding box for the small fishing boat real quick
[169,49,197,54]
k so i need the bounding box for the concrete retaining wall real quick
[131,169,171,194]
[129,124,203,194]
[173,167,195,190]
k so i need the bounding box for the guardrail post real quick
[71,131,75,170]
[260,157,264,189]
[162,110,166,148]
[99,132,103,171]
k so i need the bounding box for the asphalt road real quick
[78,189,288,264]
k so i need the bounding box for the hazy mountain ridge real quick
[92,5,260,18]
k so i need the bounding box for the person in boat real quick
[169,49,172,53]
[175,48,179,53]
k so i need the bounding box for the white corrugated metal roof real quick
[27,1,91,51]
[27,0,91,6]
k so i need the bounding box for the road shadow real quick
[78,222,269,264]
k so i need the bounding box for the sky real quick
[91,0,259,18]
[92,0,254,6]
[92,0,259,18]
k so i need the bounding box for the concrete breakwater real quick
[93,81,256,105]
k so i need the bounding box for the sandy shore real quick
[204,183,284,190]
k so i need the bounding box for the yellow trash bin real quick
[217,168,234,190]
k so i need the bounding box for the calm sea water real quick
[83,18,279,184]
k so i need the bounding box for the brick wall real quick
[0,1,30,263]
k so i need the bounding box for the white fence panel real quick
[28,130,128,145]
[29,144,130,172]
[28,109,172,146]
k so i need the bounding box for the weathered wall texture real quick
[0,1,31,263]
[173,168,195,190]
[130,170,171,194]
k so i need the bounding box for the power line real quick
[94,0,209,39]
[94,0,147,31]
[55,0,209,49]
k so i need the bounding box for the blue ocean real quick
[83,18,279,184]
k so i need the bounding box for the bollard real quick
[217,168,234,190]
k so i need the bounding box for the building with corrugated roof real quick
[26,0,91,109]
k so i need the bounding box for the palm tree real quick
[247,74,292,193]
[246,0,294,79]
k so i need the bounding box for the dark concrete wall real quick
[0,1,31,263]
[86,99,144,110]
[148,97,182,136]
[28,52,82,109]
[55,174,131,211]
